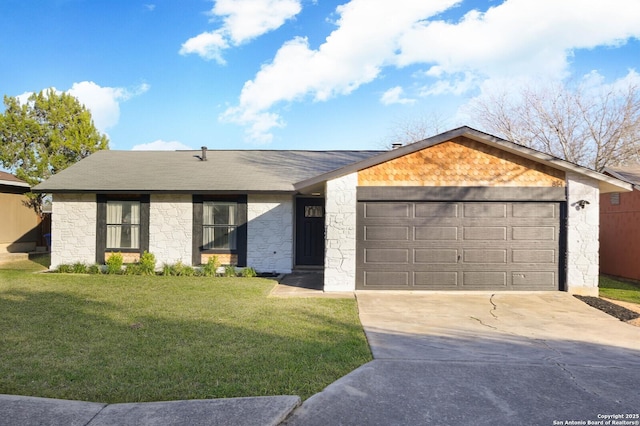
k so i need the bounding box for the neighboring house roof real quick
[295,127,632,194]
[32,149,384,193]
[0,171,30,189]
[603,165,640,190]
[32,126,632,195]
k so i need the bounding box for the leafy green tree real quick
[0,89,109,214]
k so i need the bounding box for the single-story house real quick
[33,127,631,295]
[0,171,41,253]
[599,165,640,281]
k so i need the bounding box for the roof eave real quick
[0,179,30,188]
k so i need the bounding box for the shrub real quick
[72,262,88,274]
[139,251,156,275]
[224,265,238,277]
[87,264,103,274]
[56,264,73,273]
[164,261,196,277]
[241,267,257,278]
[202,256,220,277]
[124,263,143,275]
[161,263,172,276]
[106,253,124,274]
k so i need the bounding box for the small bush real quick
[161,263,172,276]
[224,265,238,277]
[106,253,124,274]
[124,263,143,275]
[241,267,257,278]
[164,261,196,277]
[72,262,88,274]
[56,264,73,273]
[202,256,220,277]
[87,264,103,275]
[139,251,156,275]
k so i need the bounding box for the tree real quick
[383,111,450,149]
[0,89,109,214]
[466,80,640,171]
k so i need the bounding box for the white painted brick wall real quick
[324,172,358,292]
[149,194,193,266]
[247,194,293,273]
[51,193,96,269]
[566,172,600,296]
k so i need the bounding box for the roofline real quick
[294,126,632,194]
[33,189,297,195]
[602,167,640,191]
[0,179,30,188]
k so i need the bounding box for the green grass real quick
[599,275,640,305]
[0,259,371,403]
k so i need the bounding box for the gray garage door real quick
[356,201,562,291]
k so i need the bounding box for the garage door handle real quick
[457,255,461,263]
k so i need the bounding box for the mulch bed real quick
[574,296,640,322]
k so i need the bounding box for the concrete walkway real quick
[285,292,640,425]
[0,394,300,426]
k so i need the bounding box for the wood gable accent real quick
[358,136,566,187]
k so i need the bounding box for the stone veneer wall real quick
[247,194,293,273]
[566,172,600,296]
[51,193,96,269]
[324,172,358,292]
[149,194,193,267]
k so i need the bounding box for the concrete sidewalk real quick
[0,394,300,426]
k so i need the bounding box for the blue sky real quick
[1,0,639,151]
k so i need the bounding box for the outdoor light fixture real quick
[577,200,590,209]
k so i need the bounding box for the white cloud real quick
[144,4,156,12]
[131,140,193,151]
[13,81,149,134]
[180,0,302,63]
[67,81,149,133]
[224,0,640,143]
[380,86,415,105]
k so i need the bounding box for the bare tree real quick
[382,111,450,148]
[466,80,640,171]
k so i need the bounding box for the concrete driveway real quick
[285,292,640,426]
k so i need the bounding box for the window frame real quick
[192,195,247,266]
[96,194,150,264]
[202,201,238,250]
[106,200,142,250]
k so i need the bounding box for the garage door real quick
[356,200,563,291]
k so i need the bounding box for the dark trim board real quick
[357,186,567,202]
[192,195,247,266]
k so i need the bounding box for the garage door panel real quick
[364,271,409,287]
[512,203,557,218]
[414,271,458,287]
[415,203,458,218]
[462,271,507,287]
[415,226,458,240]
[463,249,506,263]
[364,203,410,218]
[364,226,409,241]
[512,249,556,263]
[414,249,459,263]
[513,226,556,240]
[463,227,507,240]
[357,200,561,291]
[463,203,507,218]
[512,272,556,288]
[365,248,409,264]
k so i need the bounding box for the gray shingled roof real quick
[33,149,383,193]
[604,165,640,188]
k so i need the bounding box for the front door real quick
[296,198,325,266]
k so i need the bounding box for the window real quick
[106,200,140,249]
[203,202,237,250]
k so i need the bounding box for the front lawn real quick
[0,262,371,403]
[599,275,640,305]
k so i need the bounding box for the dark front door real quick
[296,198,325,265]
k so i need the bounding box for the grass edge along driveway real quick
[0,267,372,403]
